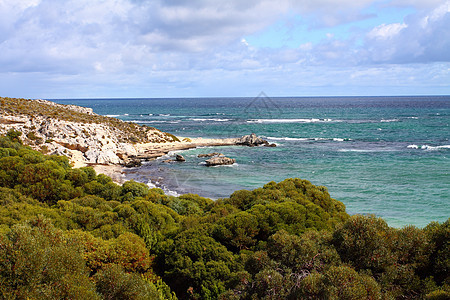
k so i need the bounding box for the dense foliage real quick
[0,132,448,299]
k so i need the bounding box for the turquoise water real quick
[55,96,450,227]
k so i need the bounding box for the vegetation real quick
[0,133,448,299]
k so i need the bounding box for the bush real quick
[0,217,98,299]
[332,214,395,273]
[94,264,160,300]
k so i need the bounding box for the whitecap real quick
[105,114,120,117]
[267,137,351,142]
[131,120,180,124]
[408,144,450,150]
[380,119,400,122]
[210,163,239,168]
[266,137,308,141]
[338,148,397,153]
[247,118,336,124]
[338,149,377,152]
[190,118,231,122]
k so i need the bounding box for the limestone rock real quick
[198,152,223,158]
[238,133,274,147]
[205,156,236,166]
[97,150,121,165]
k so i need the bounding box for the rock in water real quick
[238,133,275,147]
[176,154,186,162]
[198,152,223,158]
[205,156,236,166]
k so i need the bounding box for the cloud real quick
[0,0,449,97]
[363,1,450,63]
[390,0,447,9]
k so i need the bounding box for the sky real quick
[0,0,449,98]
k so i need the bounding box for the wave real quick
[407,144,450,151]
[338,149,398,153]
[146,180,180,197]
[190,118,231,122]
[247,118,336,124]
[105,114,121,117]
[130,120,180,124]
[380,119,400,123]
[267,137,352,142]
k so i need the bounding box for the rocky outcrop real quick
[205,156,236,166]
[198,152,223,158]
[0,98,277,168]
[0,97,185,166]
[238,133,276,147]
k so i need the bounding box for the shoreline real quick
[132,137,242,160]
[82,136,266,185]
[0,98,273,187]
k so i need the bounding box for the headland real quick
[0,97,273,183]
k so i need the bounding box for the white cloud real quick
[363,1,450,63]
[367,23,407,40]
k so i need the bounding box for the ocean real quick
[54,96,450,228]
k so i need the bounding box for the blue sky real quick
[0,0,449,98]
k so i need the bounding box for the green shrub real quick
[0,217,98,299]
[94,264,160,300]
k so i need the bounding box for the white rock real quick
[97,150,121,165]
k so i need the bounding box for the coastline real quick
[0,98,272,186]
[81,136,262,185]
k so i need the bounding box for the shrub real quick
[94,264,160,300]
[0,217,98,299]
[332,214,395,273]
